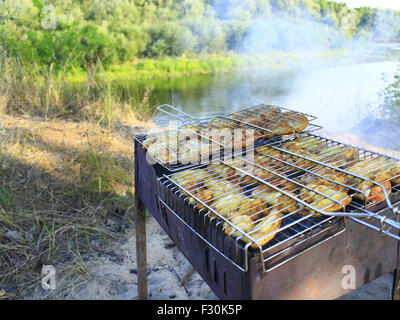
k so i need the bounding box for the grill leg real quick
[392,231,400,300]
[136,198,148,300]
[392,213,400,300]
[393,269,400,300]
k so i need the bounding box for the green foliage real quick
[0,187,11,209]
[0,0,399,70]
[3,24,117,69]
[382,67,400,121]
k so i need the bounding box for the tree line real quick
[0,0,399,69]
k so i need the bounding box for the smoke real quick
[373,9,400,41]
[240,17,346,53]
[212,0,259,21]
[209,0,349,54]
[282,61,399,131]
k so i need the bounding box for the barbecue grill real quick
[134,104,400,300]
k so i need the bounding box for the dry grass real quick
[0,58,157,124]
[0,57,161,299]
[0,115,155,299]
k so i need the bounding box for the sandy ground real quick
[66,216,217,300]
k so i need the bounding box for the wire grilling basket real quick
[136,104,323,171]
[158,132,400,272]
[134,103,400,300]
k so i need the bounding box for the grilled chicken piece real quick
[248,210,283,248]
[263,112,309,136]
[257,105,281,119]
[177,140,212,164]
[257,144,316,170]
[221,158,272,186]
[212,127,258,150]
[251,185,299,214]
[251,186,286,206]
[318,145,358,161]
[227,155,290,187]
[345,158,391,179]
[207,117,238,130]
[252,162,278,181]
[182,124,204,134]
[246,118,267,129]
[206,162,243,182]
[343,158,395,203]
[238,198,269,221]
[299,171,348,191]
[384,161,400,187]
[299,184,352,216]
[144,129,198,147]
[232,106,309,136]
[223,210,283,248]
[203,179,238,197]
[172,169,210,188]
[283,136,324,152]
[188,189,215,210]
[211,194,248,218]
[390,172,400,186]
[143,129,205,164]
[223,215,254,238]
[256,146,284,158]
[354,180,392,203]
[282,138,358,168]
[255,152,288,169]
[231,105,280,123]
[285,112,310,134]
[147,142,178,163]
[171,169,217,210]
[143,135,158,149]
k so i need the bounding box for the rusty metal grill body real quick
[134,105,400,300]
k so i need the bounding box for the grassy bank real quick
[0,58,158,122]
[0,58,158,299]
[66,50,349,83]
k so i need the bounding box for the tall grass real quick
[0,58,157,299]
[0,57,157,123]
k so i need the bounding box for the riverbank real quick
[66,50,349,83]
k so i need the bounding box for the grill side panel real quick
[135,140,166,227]
[161,202,253,299]
[249,218,398,300]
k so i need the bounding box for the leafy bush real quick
[0,0,399,70]
[381,67,400,121]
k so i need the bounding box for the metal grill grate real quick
[259,134,400,209]
[158,134,400,271]
[136,104,322,171]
